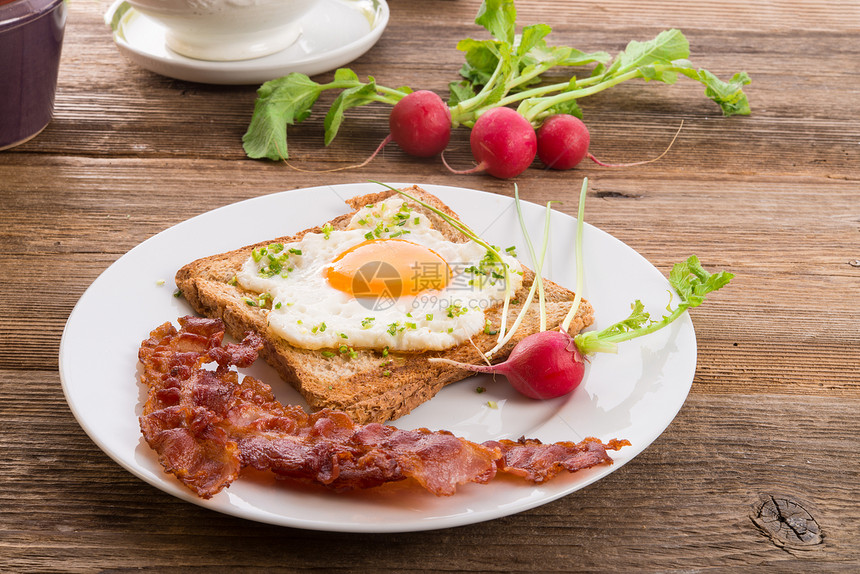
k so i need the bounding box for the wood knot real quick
[594,190,643,199]
[750,493,823,552]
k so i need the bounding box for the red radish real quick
[443,107,537,179]
[450,330,586,399]
[537,114,684,170]
[537,114,591,170]
[341,91,452,171]
[388,90,452,157]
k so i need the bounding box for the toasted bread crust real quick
[175,186,593,424]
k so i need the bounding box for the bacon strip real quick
[138,317,629,498]
[484,437,632,483]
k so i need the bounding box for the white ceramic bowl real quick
[126,0,318,61]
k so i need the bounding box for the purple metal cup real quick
[0,0,66,151]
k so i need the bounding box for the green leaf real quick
[604,29,690,78]
[448,80,477,107]
[638,65,678,84]
[678,69,752,116]
[542,97,583,119]
[523,43,611,68]
[457,38,503,86]
[323,77,380,146]
[475,0,517,44]
[242,73,322,160]
[517,24,552,57]
[600,300,652,336]
[668,255,735,307]
[558,49,613,67]
[333,68,360,82]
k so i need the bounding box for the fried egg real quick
[236,196,523,352]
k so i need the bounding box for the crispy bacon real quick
[484,437,632,483]
[138,317,628,498]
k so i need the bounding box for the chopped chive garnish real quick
[446,304,467,318]
[321,350,335,358]
[483,320,498,335]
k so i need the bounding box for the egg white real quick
[236,196,523,352]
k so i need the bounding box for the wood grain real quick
[1,0,859,570]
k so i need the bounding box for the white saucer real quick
[105,0,390,85]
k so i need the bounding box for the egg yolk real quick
[325,239,451,298]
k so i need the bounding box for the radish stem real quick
[561,178,588,333]
[513,185,546,332]
[484,196,553,358]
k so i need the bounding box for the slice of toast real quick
[175,185,593,424]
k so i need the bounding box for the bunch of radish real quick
[243,1,750,177]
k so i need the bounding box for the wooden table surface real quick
[2,0,858,571]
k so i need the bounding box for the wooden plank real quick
[1,370,857,570]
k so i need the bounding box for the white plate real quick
[105,0,389,84]
[60,183,696,532]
